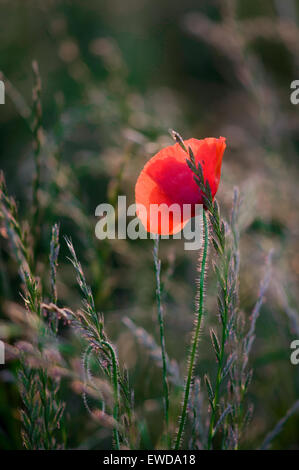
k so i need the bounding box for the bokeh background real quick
[0,0,299,449]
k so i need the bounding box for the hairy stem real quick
[175,209,208,449]
[153,235,170,448]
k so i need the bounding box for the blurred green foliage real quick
[0,0,299,450]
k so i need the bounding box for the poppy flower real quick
[135,137,226,235]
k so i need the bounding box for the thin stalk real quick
[153,235,170,448]
[175,209,209,449]
[103,341,120,450]
[31,61,43,262]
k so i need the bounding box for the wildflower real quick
[135,137,226,235]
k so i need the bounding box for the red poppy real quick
[135,137,226,235]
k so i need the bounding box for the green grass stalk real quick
[207,300,228,449]
[102,341,120,450]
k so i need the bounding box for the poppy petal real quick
[135,137,226,235]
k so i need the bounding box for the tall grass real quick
[1,7,299,446]
[0,173,65,449]
[1,130,298,449]
[1,115,298,448]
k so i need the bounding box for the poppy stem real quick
[174,209,209,449]
[153,235,171,449]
